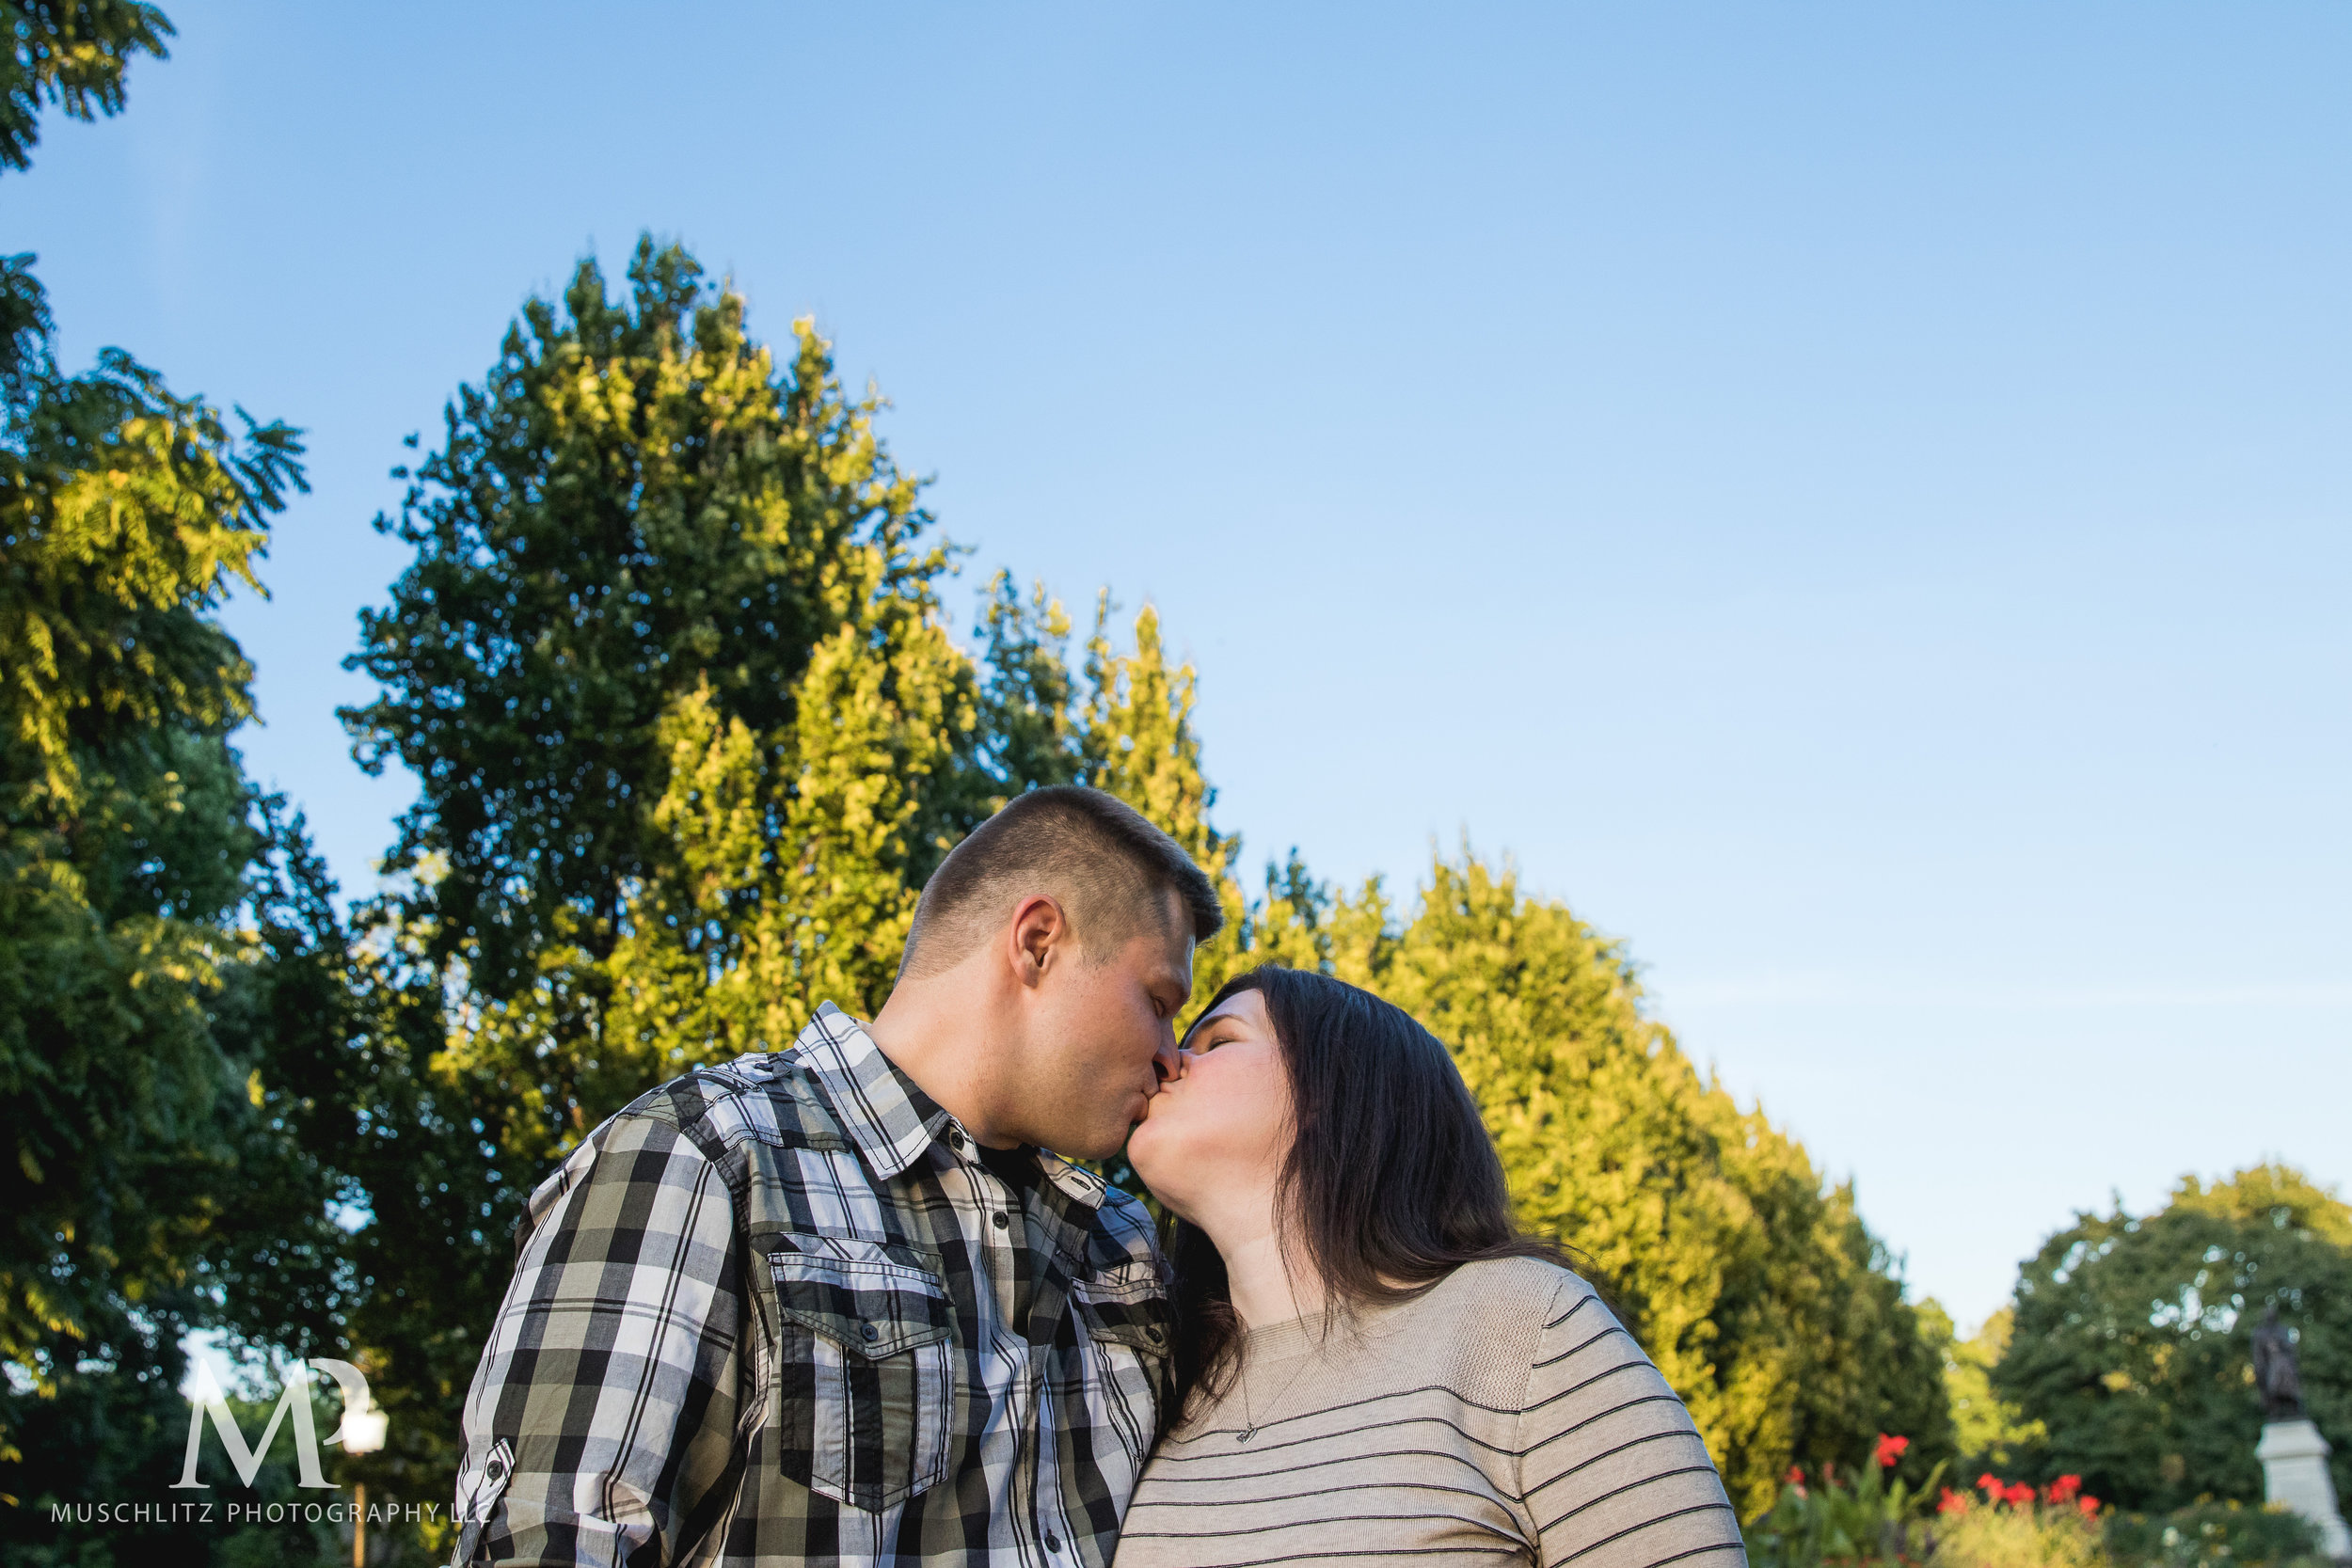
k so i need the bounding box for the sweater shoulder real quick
[1430,1255,1597,1336]
[1356,1257,1593,1409]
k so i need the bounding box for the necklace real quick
[1234,1338,1314,1444]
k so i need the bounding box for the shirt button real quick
[1045,1532,1061,1552]
[947,1129,964,1150]
[1144,1325,1164,1344]
[992,1212,1010,1230]
[860,1322,879,1341]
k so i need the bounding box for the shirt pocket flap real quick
[1071,1264,1171,1356]
[770,1251,954,1360]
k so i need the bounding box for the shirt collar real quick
[1034,1149,1113,1212]
[792,1002,1109,1210]
[794,1003,952,1180]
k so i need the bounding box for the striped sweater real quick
[1112,1256,1747,1568]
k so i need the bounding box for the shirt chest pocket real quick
[1070,1266,1171,1358]
[769,1247,957,1513]
[1068,1263,1173,1475]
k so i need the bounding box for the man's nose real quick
[1152,1036,1182,1085]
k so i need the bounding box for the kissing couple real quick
[449,786,1746,1568]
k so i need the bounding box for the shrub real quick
[1931,1477,2106,1568]
[2105,1501,2323,1568]
[1745,1434,1947,1568]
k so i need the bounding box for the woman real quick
[1115,966,1747,1568]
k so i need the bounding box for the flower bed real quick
[1742,1438,2327,1568]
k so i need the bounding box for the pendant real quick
[1235,1428,1254,1444]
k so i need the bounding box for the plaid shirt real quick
[450,1004,1175,1568]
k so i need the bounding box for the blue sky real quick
[19,2,2349,1330]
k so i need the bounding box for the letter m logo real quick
[172,1358,372,1490]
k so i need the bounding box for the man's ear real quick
[1007,895,1070,990]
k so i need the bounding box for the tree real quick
[0,0,171,173]
[1994,1164,2352,1512]
[0,4,357,1544]
[342,245,974,1024]
[1933,1303,2044,1477]
[597,571,981,1105]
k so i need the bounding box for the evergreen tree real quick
[598,556,981,1100]
[973,571,1083,796]
[1073,593,1248,985]
[342,245,981,1161]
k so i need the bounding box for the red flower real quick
[2078,1497,2101,1518]
[2003,1482,2038,1509]
[1937,1488,1971,1516]
[2045,1475,2081,1504]
[1875,1434,1912,1469]
[1788,1465,1806,1485]
[1978,1473,2004,1500]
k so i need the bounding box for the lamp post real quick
[339,1400,389,1568]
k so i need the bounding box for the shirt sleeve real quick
[1516,1275,1748,1568]
[450,1110,748,1567]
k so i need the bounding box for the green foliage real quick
[341,240,975,1016]
[1936,1305,2047,1478]
[1,261,304,810]
[1740,1464,2326,1568]
[973,571,1082,795]
[966,575,1249,990]
[2105,1502,2324,1568]
[1931,1499,2109,1568]
[0,14,362,1530]
[0,1315,200,1561]
[1745,1447,1947,1568]
[0,0,172,173]
[337,242,1002,1199]
[0,230,331,1490]
[1993,1165,2352,1513]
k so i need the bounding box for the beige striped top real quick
[1112,1256,1747,1568]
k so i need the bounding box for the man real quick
[449,786,1221,1567]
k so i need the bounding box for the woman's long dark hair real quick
[1166,965,1573,1421]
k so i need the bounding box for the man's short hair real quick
[898,786,1222,981]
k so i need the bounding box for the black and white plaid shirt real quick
[450,1003,1175,1567]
